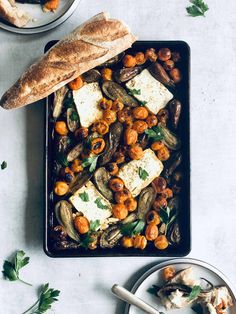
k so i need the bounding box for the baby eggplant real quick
[82,69,101,83]
[67,143,83,162]
[167,222,181,244]
[99,121,123,166]
[94,167,113,201]
[159,123,181,150]
[137,187,156,220]
[163,152,182,179]
[169,99,182,129]
[55,135,71,153]
[149,62,175,88]
[54,240,81,250]
[69,169,92,194]
[102,81,138,107]
[100,225,122,248]
[67,108,79,132]
[53,85,68,119]
[114,66,142,83]
[99,52,125,67]
[54,201,80,243]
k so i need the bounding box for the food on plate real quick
[42,0,60,12]
[148,267,233,313]
[0,12,136,109]
[47,41,185,252]
[0,0,30,27]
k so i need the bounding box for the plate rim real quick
[0,0,80,34]
[125,257,236,314]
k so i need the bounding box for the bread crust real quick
[0,0,30,28]
[0,12,137,109]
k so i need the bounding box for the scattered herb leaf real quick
[188,285,202,301]
[90,220,100,232]
[2,250,31,286]
[80,234,95,248]
[82,155,99,173]
[120,220,145,237]
[128,88,141,96]
[147,285,161,296]
[22,283,60,314]
[159,206,178,234]
[1,161,7,170]
[186,0,209,17]
[63,95,75,109]
[138,167,149,181]
[79,191,89,202]
[145,125,164,142]
[56,153,69,167]
[139,100,147,106]
[94,198,109,210]
[70,111,79,122]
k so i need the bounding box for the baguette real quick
[0,0,30,27]
[0,12,137,110]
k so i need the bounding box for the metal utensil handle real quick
[112,284,164,314]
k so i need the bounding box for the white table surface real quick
[0,0,236,313]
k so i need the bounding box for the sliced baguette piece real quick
[0,12,137,110]
[0,0,30,27]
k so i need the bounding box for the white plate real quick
[125,258,236,314]
[0,0,80,34]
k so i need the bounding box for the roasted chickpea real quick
[154,235,169,250]
[152,177,167,193]
[113,151,125,164]
[71,159,83,173]
[55,121,68,136]
[68,76,83,90]
[161,188,173,199]
[74,216,90,234]
[170,68,182,83]
[112,204,128,220]
[132,120,148,134]
[100,97,112,110]
[74,127,89,141]
[115,189,131,203]
[157,146,170,161]
[145,48,158,62]
[146,210,161,225]
[54,181,69,196]
[101,68,113,81]
[92,120,109,135]
[153,196,168,210]
[103,109,117,125]
[133,235,147,250]
[145,223,158,241]
[158,48,171,61]
[121,236,134,248]
[146,115,158,128]
[151,141,165,151]
[163,59,175,71]
[124,128,138,146]
[132,106,149,120]
[91,138,106,154]
[60,167,75,183]
[125,197,137,212]
[163,267,176,281]
[129,144,144,160]
[112,99,124,112]
[109,178,124,192]
[106,162,119,176]
[171,51,181,62]
[135,52,146,65]
[123,54,137,67]
[158,108,169,124]
[117,108,132,124]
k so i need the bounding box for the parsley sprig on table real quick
[22,283,60,314]
[1,161,7,170]
[2,250,32,286]
[186,0,209,17]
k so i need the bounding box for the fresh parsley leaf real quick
[188,285,201,301]
[138,167,149,181]
[70,111,79,121]
[82,155,99,173]
[145,125,164,141]
[186,0,209,17]
[2,250,31,286]
[128,88,141,96]
[79,191,89,202]
[120,220,145,237]
[1,161,7,170]
[80,234,95,248]
[159,206,178,234]
[147,285,161,295]
[56,152,69,167]
[22,283,60,314]
[94,198,109,210]
[63,95,75,109]
[90,220,100,232]
[139,100,147,106]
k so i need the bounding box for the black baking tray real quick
[44,40,191,258]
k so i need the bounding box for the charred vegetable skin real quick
[50,44,185,253]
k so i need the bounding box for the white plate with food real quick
[125,258,236,314]
[0,0,80,34]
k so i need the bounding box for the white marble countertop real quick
[0,0,236,313]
